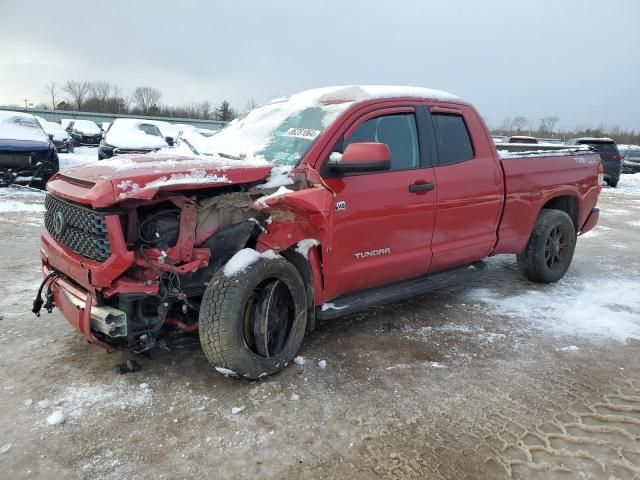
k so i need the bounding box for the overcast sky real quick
[0,0,638,130]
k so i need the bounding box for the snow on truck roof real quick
[275,85,461,105]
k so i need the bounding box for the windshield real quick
[200,99,354,165]
[0,112,49,142]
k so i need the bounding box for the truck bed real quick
[494,148,601,254]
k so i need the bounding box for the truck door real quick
[426,104,504,272]
[320,106,437,300]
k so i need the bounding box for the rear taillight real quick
[612,154,623,161]
[598,163,604,185]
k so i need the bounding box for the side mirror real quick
[165,136,174,147]
[329,142,391,173]
[48,134,54,140]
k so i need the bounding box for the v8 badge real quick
[335,200,346,211]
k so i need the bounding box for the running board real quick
[316,261,487,320]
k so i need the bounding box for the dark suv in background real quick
[566,137,623,187]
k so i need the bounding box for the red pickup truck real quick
[35,86,602,379]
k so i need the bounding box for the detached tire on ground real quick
[517,209,577,284]
[199,257,307,379]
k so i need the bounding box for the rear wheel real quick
[517,209,576,283]
[199,256,307,379]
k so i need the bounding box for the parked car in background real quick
[508,135,538,144]
[144,120,180,146]
[619,145,640,174]
[65,119,102,146]
[0,111,59,188]
[173,123,219,137]
[98,118,169,159]
[60,118,73,130]
[566,137,623,187]
[35,116,74,153]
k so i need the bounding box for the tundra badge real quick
[354,248,391,259]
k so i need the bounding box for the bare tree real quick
[199,100,212,119]
[244,98,258,113]
[539,116,560,133]
[62,80,91,110]
[511,116,529,132]
[88,81,112,112]
[44,81,59,110]
[132,86,162,115]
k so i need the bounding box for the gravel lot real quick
[0,150,639,479]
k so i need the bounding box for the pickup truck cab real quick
[36,86,602,379]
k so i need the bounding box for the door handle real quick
[409,182,435,193]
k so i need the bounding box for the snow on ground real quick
[58,146,99,170]
[466,277,640,342]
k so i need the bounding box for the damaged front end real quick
[37,162,334,353]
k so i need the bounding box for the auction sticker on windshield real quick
[283,128,321,140]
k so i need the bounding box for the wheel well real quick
[541,195,578,228]
[280,249,316,333]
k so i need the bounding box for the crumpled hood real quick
[47,154,274,208]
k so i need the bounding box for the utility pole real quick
[23,99,29,108]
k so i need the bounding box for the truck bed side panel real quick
[494,153,601,254]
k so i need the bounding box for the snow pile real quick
[256,186,294,206]
[0,443,11,454]
[223,248,280,277]
[295,239,319,258]
[0,110,49,142]
[290,393,300,401]
[104,119,167,150]
[259,166,294,189]
[231,406,245,414]
[467,278,640,342]
[293,356,305,366]
[199,85,458,164]
[318,360,327,370]
[47,410,65,426]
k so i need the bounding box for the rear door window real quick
[585,142,618,154]
[432,114,474,165]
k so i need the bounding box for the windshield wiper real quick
[216,152,245,160]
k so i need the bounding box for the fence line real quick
[0,106,227,130]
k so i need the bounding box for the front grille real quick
[44,195,111,261]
